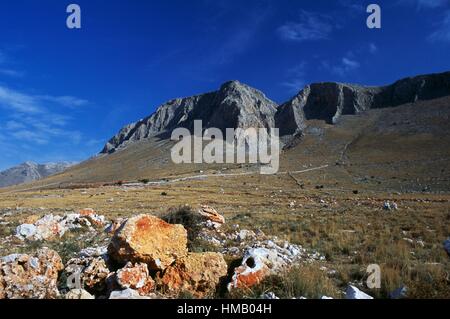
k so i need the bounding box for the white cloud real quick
[322,55,361,77]
[428,11,450,42]
[39,95,89,108]
[369,43,378,54]
[277,10,334,42]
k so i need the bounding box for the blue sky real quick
[0,0,449,170]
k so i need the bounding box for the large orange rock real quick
[108,214,188,270]
[160,252,227,298]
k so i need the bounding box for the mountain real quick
[4,70,450,192]
[276,71,450,135]
[0,162,75,188]
[103,71,450,153]
[102,81,278,154]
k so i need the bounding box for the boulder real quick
[0,248,63,299]
[79,208,105,227]
[160,252,227,298]
[15,224,37,239]
[65,289,95,299]
[115,262,155,296]
[108,214,188,270]
[345,285,373,299]
[228,241,305,291]
[198,205,225,225]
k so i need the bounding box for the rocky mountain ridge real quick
[102,71,450,153]
[0,161,75,188]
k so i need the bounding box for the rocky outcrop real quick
[108,214,188,270]
[276,71,450,133]
[101,71,450,151]
[0,248,63,299]
[15,211,105,241]
[0,161,75,188]
[160,252,227,298]
[101,81,278,154]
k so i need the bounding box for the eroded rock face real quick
[108,214,188,270]
[0,248,63,299]
[160,252,227,298]
[198,205,225,225]
[115,262,155,296]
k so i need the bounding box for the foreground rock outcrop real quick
[108,214,188,270]
[160,252,227,298]
[0,248,63,299]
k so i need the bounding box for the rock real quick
[345,285,373,299]
[65,289,95,299]
[261,292,279,299]
[115,262,155,296]
[65,255,110,292]
[444,238,450,256]
[0,248,63,299]
[389,285,408,299]
[321,296,334,299]
[160,252,227,298]
[101,80,277,154]
[79,208,105,226]
[237,229,255,242]
[15,224,37,239]
[108,214,188,270]
[228,248,284,290]
[383,201,398,211]
[109,288,152,299]
[104,218,124,234]
[198,205,225,225]
[15,212,106,241]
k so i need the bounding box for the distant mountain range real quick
[0,162,75,188]
[102,71,450,153]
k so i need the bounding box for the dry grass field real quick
[1,97,449,299]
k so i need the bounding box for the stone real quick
[79,208,105,226]
[198,206,225,225]
[383,201,398,211]
[345,285,373,299]
[109,288,152,299]
[160,252,227,298]
[65,289,95,299]
[15,224,37,239]
[261,292,279,299]
[108,214,188,270]
[116,262,155,296]
[237,229,255,242]
[0,248,63,299]
[65,255,110,292]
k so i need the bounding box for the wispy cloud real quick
[398,0,450,9]
[369,42,378,54]
[0,85,87,147]
[428,11,450,42]
[0,68,24,78]
[277,10,334,42]
[322,54,361,77]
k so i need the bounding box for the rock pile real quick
[0,248,63,299]
[15,209,106,241]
